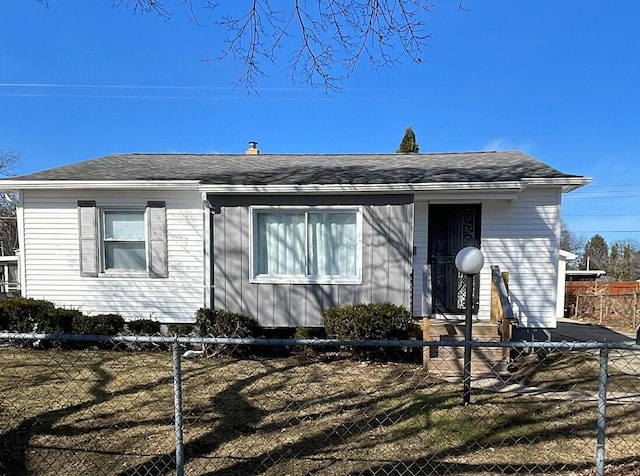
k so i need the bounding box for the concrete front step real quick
[426,339,508,377]
[426,320,502,338]
[424,319,508,377]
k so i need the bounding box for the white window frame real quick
[100,208,148,275]
[250,206,363,285]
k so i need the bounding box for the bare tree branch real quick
[111,0,172,18]
[39,1,434,91]
[0,150,20,255]
[0,150,19,178]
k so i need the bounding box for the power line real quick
[563,214,640,217]
[571,230,640,233]
[0,82,390,92]
[564,195,640,200]
[573,183,640,188]
[0,82,235,90]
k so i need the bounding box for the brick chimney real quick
[246,141,259,155]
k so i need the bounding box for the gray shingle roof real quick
[11,151,581,185]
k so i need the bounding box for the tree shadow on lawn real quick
[0,349,239,475]
[118,359,462,476]
[193,383,638,475]
[3,350,638,476]
[115,359,297,476]
[0,352,174,475]
[350,391,640,475]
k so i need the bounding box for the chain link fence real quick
[2,333,640,476]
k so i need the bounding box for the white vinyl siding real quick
[20,190,203,323]
[251,207,361,284]
[412,187,561,327]
[481,188,561,328]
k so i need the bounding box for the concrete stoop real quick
[424,320,508,377]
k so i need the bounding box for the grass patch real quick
[509,349,640,395]
[1,347,640,475]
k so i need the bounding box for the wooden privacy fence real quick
[566,281,640,333]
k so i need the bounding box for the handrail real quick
[491,265,514,322]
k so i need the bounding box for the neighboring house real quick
[0,254,20,295]
[566,270,608,281]
[1,148,589,331]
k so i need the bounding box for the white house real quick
[2,148,589,333]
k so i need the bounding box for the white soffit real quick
[522,177,592,192]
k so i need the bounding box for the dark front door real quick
[428,204,481,315]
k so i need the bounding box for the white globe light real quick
[455,247,485,275]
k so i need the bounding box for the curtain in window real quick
[105,242,146,269]
[104,212,145,240]
[256,213,305,275]
[308,213,357,276]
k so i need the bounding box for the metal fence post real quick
[463,273,474,406]
[173,340,185,476]
[596,346,609,476]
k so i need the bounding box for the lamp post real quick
[455,246,485,406]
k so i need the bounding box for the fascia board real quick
[559,250,578,260]
[522,177,592,192]
[414,191,521,202]
[197,181,525,194]
[0,180,201,191]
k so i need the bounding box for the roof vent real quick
[246,141,259,155]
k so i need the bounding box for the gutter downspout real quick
[202,193,214,309]
[16,192,26,296]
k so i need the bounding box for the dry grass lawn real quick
[1,345,640,475]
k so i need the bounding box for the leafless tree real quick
[39,0,438,91]
[560,220,585,269]
[0,150,19,255]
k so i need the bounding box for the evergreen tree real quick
[620,245,633,280]
[396,126,419,154]
[583,234,609,270]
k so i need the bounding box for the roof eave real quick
[197,181,526,194]
[0,180,201,191]
[0,177,592,194]
[522,177,592,192]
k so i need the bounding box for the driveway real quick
[550,317,637,343]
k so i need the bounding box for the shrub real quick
[196,308,259,357]
[294,326,327,356]
[196,308,258,338]
[127,319,161,335]
[323,302,418,360]
[123,318,163,351]
[166,324,196,336]
[0,297,56,333]
[36,308,83,334]
[294,327,326,339]
[324,302,415,340]
[72,314,125,336]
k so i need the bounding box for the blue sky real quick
[1,1,639,247]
